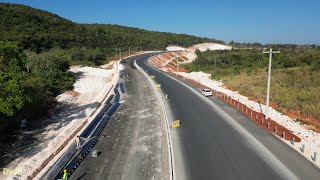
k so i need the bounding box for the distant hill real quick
[0,3,223,52]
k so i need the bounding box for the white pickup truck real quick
[201,89,213,97]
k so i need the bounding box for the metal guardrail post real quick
[300,144,305,153]
[312,152,317,162]
[291,137,295,145]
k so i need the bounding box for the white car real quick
[201,89,212,97]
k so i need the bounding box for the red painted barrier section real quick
[168,72,301,142]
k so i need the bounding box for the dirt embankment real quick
[1,65,116,180]
[149,45,320,168]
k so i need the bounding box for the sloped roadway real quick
[136,54,320,180]
[70,54,169,180]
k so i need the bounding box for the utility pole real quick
[141,46,142,52]
[119,48,122,60]
[174,57,180,76]
[263,48,280,120]
[177,59,179,76]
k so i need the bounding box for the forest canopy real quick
[0,3,218,137]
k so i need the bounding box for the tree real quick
[0,42,28,117]
[0,41,26,72]
[0,72,26,116]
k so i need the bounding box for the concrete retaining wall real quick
[178,74,301,142]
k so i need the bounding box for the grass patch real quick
[295,118,312,125]
[222,68,320,119]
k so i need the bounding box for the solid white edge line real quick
[134,58,175,180]
[146,62,299,180]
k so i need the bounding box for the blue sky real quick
[1,0,320,44]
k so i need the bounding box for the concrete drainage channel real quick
[43,83,123,180]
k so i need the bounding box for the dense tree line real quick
[0,42,108,139]
[186,45,320,79]
[0,3,221,138]
[0,3,220,53]
[0,42,75,140]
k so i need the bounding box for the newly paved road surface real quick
[70,55,169,180]
[136,55,320,180]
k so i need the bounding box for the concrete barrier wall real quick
[149,53,320,168]
[30,52,152,179]
[173,73,301,142]
[27,66,119,179]
[27,84,115,180]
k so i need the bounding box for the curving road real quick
[69,54,169,180]
[136,54,320,180]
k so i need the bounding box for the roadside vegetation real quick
[0,42,75,141]
[0,3,221,53]
[185,45,320,130]
[0,3,221,140]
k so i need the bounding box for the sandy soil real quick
[188,43,232,52]
[0,66,115,180]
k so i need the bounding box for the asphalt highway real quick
[69,54,169,180]
[136,54,320,180]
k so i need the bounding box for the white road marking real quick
[150,65,299,180]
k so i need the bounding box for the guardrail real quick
[120,83,125,94]
[41,92,116,179]
[80,95,114,138]
[30,84,116,180]
[55,94,120,179]
[34,63,120,180]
